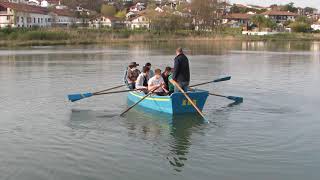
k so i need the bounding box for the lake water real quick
[0,41,319,180]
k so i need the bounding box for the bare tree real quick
[191,0,219,31]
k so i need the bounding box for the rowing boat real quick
[127,89,209,115]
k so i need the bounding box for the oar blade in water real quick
[227,96,243,103]
[68,93,93,102]
[213,76,231,82]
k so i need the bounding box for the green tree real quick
[281,2,298,13]
[101,5,116,17]
[289,22,311,32]
[115,10,126,20]
[251,15,276,31]
[304,7,317,14]
[295,16,312,24]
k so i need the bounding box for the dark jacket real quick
[173,53,190,83]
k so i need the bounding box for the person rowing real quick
[135,66,150,94]
[173,47,190,92]
[148,69,169,96]
[161,66,172,90]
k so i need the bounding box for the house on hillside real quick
[50,9,77,27]
[155,6,164,13]
[0,1,51,28]
[222,13,253,28]
[126,15,149,29]
[262,10,297,23]
[90,15,125,29]
[129,3,145,13]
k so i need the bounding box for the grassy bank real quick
[0,28,319,47]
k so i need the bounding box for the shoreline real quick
[0,30,319,47]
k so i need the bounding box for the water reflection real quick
[125,109,205,172]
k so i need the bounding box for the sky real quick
[231,0,320,10]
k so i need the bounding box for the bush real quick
[289,22,311,32]
[21,31,70,40]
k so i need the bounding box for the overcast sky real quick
[231,0,320,10]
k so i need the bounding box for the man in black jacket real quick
[172,47,190,92]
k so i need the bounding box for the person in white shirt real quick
[135,66,150,93]
[148,69,169,96]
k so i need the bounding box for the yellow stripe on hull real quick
[129,92,171,102]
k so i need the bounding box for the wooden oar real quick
[190,76,231,87]
[170,80,208,122]
[68,84,126,102]
[120,86,161,116]
[209,93,244,103]
[68,76,231,102]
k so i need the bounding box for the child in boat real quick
[148,69,169,96]
[135,66,150,93]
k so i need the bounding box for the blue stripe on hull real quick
[127,90,209,115]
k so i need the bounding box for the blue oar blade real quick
[213,76,231,82]
[68,93,93,102]
[227,96,243,103]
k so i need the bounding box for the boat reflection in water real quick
[124,108,206,172]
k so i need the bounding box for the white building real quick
[127,15,150,29]
[90,15,125,29]
[0,1,51,28]
[262,10,298,23]
[51,9,77,27]
[0,1,77,28]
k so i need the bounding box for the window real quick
[7,16,9,20]
[16,16,19,23]
[21,17,24,23]
[38,18,40,23]
[34,18,35,23]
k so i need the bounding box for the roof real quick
[261,10,298,16]
[91,15,122,21]
[0,1,48,14]
[128,14,147,21]
[224,13,253,20]
[51,9,75,17]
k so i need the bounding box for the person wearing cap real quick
[172,47,190,92]
[125,62,141,90]
[135,66,150,93]
[144,62,154,78]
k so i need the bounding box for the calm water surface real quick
[0,41,320,180]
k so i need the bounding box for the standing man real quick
[172,47,190,92]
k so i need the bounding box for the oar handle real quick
[209,93,227,98]
[94,84,126,94]
[120,86,161,116]
[190,76,231,88]
[94,88,145,96]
